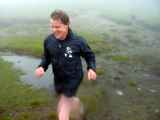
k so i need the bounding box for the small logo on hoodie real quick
[64,46,73,58]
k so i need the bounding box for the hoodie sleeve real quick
[38,38,51,71]
[80,37,96,71]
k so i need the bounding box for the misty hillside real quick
[0,0,160,120]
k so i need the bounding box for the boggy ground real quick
[0,15,160,120]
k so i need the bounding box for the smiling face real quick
[50,19,69,40]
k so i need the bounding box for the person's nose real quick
[52,28,57,33]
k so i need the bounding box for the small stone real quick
[155,109,159,113]
[116,90,124,96]
[149,89,156,93]
[137,88,142,91]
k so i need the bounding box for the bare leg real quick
[57,94,84,120]
[57,95,71,120]
[70,97,84,120]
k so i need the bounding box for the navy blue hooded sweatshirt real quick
[38,29,96,96]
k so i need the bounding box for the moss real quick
[125,33,141,45]
[0,107,6,115]
[0,58,54,118]
[0,36,43,57]
[128,80,137,87]
[80,95,97,113]
[111,55,130,62]
[0,116,12,120]
[95,88,106,98]
[16,112,30,120]
[0,112,12,120]
[96,67,105,76]
[47,111,58,120]
[76,31,114,55]
[29,100,41,108]
[0,31,114,57]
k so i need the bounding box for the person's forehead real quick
[50,19,63,25]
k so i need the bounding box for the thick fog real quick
[0,0,159,19]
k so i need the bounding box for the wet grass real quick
[0,36,43,57]
[0,56,108,120]
[0,30,112,119]
[111,55,130,62]
[76,31,115,55]
[47,111,58,120]
[78,84,109,120]
[0,31,113,57]
[96,66,105,76]
[0,17,160,120]
[128,80,138,87]
[0,58,56,119]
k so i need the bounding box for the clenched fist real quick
[87,69,97,80]
[35,67,44,77]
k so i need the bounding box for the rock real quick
[116,90,124,96]
[155,109,159,113]
[149,89,157,93]
[137,87,142,91]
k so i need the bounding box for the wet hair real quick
[50,10,70,25]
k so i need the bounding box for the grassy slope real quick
[0,17,160,119]
[0,58,58,120]
[0,31,114,57]
[0,36,43,57]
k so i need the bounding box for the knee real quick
[73,97,80,103]
[71,97,81,109]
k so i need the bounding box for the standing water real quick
[0,52,54,91]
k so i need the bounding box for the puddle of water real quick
[1,53,54,91]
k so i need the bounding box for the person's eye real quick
[54,26,60,29]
